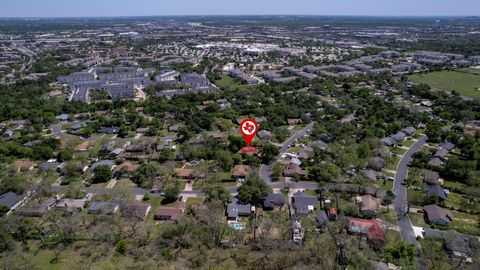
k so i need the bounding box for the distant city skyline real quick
[1,0,480,18]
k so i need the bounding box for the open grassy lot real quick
[449,210,480,236]
[215,75,255,91]
[409,70,480,100]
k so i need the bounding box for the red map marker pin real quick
[239,118,259,153]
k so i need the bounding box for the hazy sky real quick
[1,0,479,17]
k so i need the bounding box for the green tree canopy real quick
[237,176,271,206]
[92,165,112,184]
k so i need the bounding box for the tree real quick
[163,183,180,204]
[382,190,396,212]
[0,175,27,194]
[57,148,73,162]
[0,228,14,252]
[384,241,417,268]
[118,125,129,138]
[237,176,270,206]
[271,162,285,182]
[216,150,234,171]
[309,162,340,182]
[132,163,157,188]
[0,204,9,216]
[116,239,127,255]
[261,143,279,164]
[203,184,231,205]
[92,165,112,184]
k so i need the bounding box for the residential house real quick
[428,158,444,168]
[55,198,86,212]
[168,125,179,132]
[226,198,252,221]
[381,137,395,147]
[427,185,448,200]
[364,169,378,181]
[357,195,380,217]
[434,148,449,160]
[155,207,182,221]
[439,142,455,151]
[11,160,36,172]
[99,126,120,134]
[347,218,386,246]
[2,130,13,138]
[283,163,307,178]
[292,192,318,216]
[298,147,314,160]
[19,197,57,217]
[0,191,24,212]
[232,165,250,182]
[91,160,116,171]
[424,230,477,263]
[263,193,286,210]
[257,130,273,140]
[114,161,137,176]
[110,148,124,157]
[309,140,328,151]
[88,201,120,215]
[174,168,195,180]
[121,202,151,220]
[423,169,440,185]
[423,204,453,226]
[38,161,62,172]
[56,114,69,122]
[287,118,303,125]
[402,126,416,136]
[316,210,329,228]
[391,132,406,144]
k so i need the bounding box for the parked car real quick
[149,189,165,195]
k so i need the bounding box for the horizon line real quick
[0,14,479,19]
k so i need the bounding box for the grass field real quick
[409,69,480,100]
[215,75,255,91]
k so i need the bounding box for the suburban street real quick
[392,136,427,270]
[260,122,315,184]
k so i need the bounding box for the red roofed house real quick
[347,218,385,247]
[328,207,338,221]
[154,201,185,221]
[174,168,195,180]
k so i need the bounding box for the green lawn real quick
[378,211,397,225]
[215,75,255,91]
[186,197,204,208]
[402,140,415,147]
[304,189,318,196]
[409,212,428,227]
[409,70,480,100]
[392,147,407,156]
[386,157,400,171]
[449,210,480,236]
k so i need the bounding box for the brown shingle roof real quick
[232,165,250,178]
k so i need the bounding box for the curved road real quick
[392,136,427,270]
[260,122,314,184]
